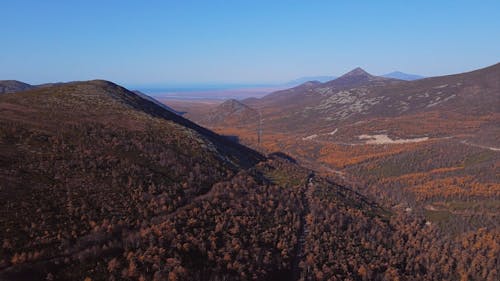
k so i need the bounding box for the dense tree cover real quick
[176,66,500,280]
[298,178,499,281]
[0,118,310,280]
[0,120,236,275]
[226,124,499,235]
[342,141,500,233]
[1,81,498,280]
[1,116,499,280]
[111,169,306,281]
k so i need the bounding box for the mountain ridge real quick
[0,79,265,168]
[382,71,424,80]
[286,75,336,85]
[0,80,35,94]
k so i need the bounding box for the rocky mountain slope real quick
[205,63,499,141]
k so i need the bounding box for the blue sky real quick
[1,0,499,86]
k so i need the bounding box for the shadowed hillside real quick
[0,80,35,94]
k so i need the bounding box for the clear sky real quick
[1,0,499,86]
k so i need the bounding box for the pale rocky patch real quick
[302,134,318,140]
[359,134,429,144]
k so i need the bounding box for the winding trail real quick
[460,140,500,152]
[290,173,314,281]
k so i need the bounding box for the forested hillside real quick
[184,63,500,235]
[0,81,498,280]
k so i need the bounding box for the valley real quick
[168,63,500,244]
[2,1,499,280]
[0,64,498,280]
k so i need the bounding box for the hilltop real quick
[0,80,35,94]
[202,99,259,126]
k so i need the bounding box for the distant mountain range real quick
[286,76,337,85]
[382,71,425,80]
[285,70,423,87]
[2,70,422,101]
[240,64,498,126]
[195,62,499,159]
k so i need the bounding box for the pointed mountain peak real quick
[205,98,258,126]
[322,67,390,88]
[296,80,323,88]
[218,99,253,112]
[220,98,243,107]
[340,67,372,78]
